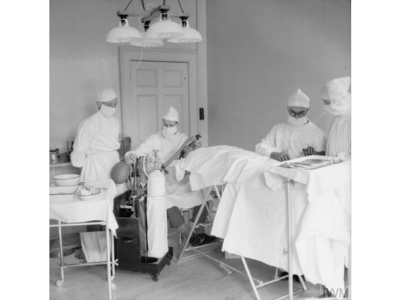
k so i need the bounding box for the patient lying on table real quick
[175,144,350,295]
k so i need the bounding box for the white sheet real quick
[216,181,309,275]
[178,146,351,292]
[178,146,278,190]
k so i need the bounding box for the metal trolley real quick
[50,180,117,300]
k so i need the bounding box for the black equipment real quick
[113,176,173,282]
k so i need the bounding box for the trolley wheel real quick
[151,274,159,282]
[56,279,64,287]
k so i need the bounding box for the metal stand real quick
[175,184,269,292]
[176,185,223,262]
[239,179,308,300]
[50,220,116,300]
[176,180,308,300]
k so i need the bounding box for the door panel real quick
[122,61,189,149]
[137,95,158,141]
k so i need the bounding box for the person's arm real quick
[336,131,351,160]
[114,120,121,150]
[256,126,291,161]
[125,136,155,164]
[70,119,96,168]
[255,126,280,157]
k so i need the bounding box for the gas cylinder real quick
[147,169,165,197]
[146,169,168,258]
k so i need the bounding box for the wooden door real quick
[122,61,190,149]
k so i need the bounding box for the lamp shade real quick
[130,32,164,48]
[106,19,142,43]
[146,14,184,40]
[168,19,202,43]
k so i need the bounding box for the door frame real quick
[119,47,200,139]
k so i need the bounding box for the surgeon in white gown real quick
[255,89,327,160]
[255,88,327,281]
[125,107,215,247]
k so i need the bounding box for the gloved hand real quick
[302,146,325,156]
[270,151,290,162]
[181,145,194,158]
[125,152,137,164]
[193,139,202,148]
[302,146,316,156]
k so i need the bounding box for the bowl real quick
[78,187,102,201]
[53,174,80,186]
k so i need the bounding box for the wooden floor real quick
[49,234,323,300]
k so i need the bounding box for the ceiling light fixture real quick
[130,22,164,48]
[106,0,202,47]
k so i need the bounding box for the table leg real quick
[57,220,65,286]
[176,186,212,261]
[111,230,115,280]
[287,180,293,300]
[106,226,112,300]
[348,245,351,299]
[241,256,261,300]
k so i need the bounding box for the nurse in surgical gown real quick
[71,89,121,184]
[321,76,351,161]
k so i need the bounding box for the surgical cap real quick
[96,89,117,103]
[162,107,179,122]
[287,89,310,108]
[320,76,351,102]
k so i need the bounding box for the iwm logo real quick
[320,286,350,298]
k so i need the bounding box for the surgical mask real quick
[324,102,351,116]
[99,104,116,118]
[323,93,351,116]
[162,125,177,138]
[288,115,308,126]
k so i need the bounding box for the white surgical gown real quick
[125,131,204,209]
[255,120,327,159]
[326,111,351,160]
[71,112,121,184]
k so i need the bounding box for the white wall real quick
[207,0,351,150]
